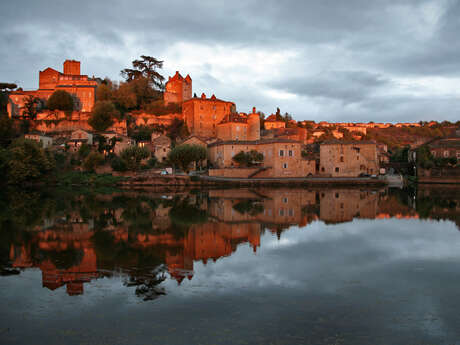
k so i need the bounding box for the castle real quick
[8,60,97,117]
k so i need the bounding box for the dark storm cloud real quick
[1,0,459,121]
[272,71,391,104]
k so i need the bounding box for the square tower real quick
[63,60,81,75]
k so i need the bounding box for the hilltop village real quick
[2,58,460,184]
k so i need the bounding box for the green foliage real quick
[144,100,182,115]
[46,90,74,112]
[232,200,264,216]
[78,143,91,159]
[110,156,128,171]
[232,150,264,167]
[96,83,113,101]
[390,146,410,162]
[83,152,105,172]
[121,55,165,91]
[167,118,189,142]
[131,125,153,141]
[22,96,42,120]
[147,157,158,168]
[120,146,150,171]
[113,82,138,111]
[167,144,207,173]
[3,138,55,185]
[88,101,119,131]
[0,116,17,148]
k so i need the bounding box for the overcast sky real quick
[1,0,460,122]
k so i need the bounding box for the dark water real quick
[1,186,460,345]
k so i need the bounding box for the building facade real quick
[319,140,379,177]
[8,60,97,118]
[163,71,192,105]
[183,93,235,138]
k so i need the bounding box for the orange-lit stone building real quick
[183,93,235,138]
[216,107,261,141]
[163,71,192,105]
[264,114,286,130]
[319,140,379,177]
[8,60,97,117]
[208,139,316,178]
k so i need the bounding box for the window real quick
[335,167,339,172]
[283,197,288,203]
[279,150,284,157]
[340,156,344,162]
[288,150,293,157]
[357,156,359,160]
[321,167,325,172]
[279,209,284,216]
[335,193,339,198]
[283,163,288,169]
[444,150,449,158]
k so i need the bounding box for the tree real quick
[22,96,42,120]
[0,83,17,116]
[88,101,119,131]
[121,55,165,90]
[167,118,189,142]
[167,144,207,173]
[83,152,104,172]
[0,116,17,148]
[131,125,153,141]
[232,150,264,167]
[96,83,113,101]
[113,82,138,111]
[120,146,150,171]
[46,90,74,112]
[4,138,54,184]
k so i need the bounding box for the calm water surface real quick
[1,186,460,345]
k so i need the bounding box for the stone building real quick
[183,93,235,138]
[151,134,172,163]
[8,60,97,117]
[264,114,286,130]
[427,132,460,160]
[208,139,315,178]
[24,133,53,148]
[319,140,379,177]
[163,71,192,105]
[216,107,261,141]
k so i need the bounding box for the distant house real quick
[151,135,172,163]
[264,114,286,130]
[428,131,460,160]
[24,133,53,148]
[319,140,379,177]
[67,129,93,152]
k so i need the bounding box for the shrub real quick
[83,152,104,172]
[46,90,74,112]
[110,156,127,171]
[88,101,119,131]
[120,146,150,171]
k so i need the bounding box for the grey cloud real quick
[272,70,391,104]
[1,0,460,122]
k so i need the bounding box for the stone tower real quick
[248,107,261,141]
[164,71,192,105]
[63,60,81,75]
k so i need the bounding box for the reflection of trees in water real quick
[168,196,208,239]
[124,264,167,301]
[46,247,84,270]
[232,200,264,216]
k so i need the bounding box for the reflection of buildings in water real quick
[8,188,450,296]
[10,225,99,296]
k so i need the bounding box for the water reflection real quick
[1,186,459,299]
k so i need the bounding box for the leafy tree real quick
[121,55,165,90]
[0,116,17,148]
[120,146,150,171]
[88,101,119,131]
[167,118,189,142]
[131,125,153,141]
[110,156,128,171]
[83,152,104,172]
[232,150,264,167]
[96,83,113,101]
[46,90,74,112]
[4,138,54,184]
[0,83,17,116]
[22,96,42,120]
[78,143,92,159]
[113,82,138,111]
[167,144,207,173]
